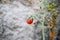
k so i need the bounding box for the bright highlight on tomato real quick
[26,18,33,24]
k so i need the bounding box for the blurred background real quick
[0,0,60,40]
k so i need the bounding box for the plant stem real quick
[42,18,45,40]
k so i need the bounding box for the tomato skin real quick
[26,18,33,24]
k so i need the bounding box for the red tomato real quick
[26,18,33,24]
